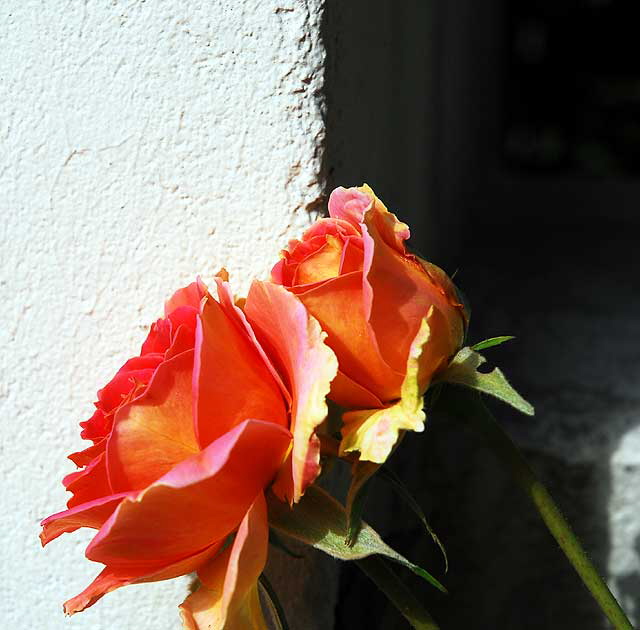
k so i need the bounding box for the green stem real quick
[258,573,290,630]
[444,387,633,630]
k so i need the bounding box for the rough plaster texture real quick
[0,1,330,628]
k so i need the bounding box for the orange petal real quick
[363,189,465,377]
[64,542,221,615]
[244,281,338,503]
[329,370,384,409]
[63,452,112,508]
[293,234,344,285]
[87,420,291,569]
[164,279,207,315]
[107,349,199,493]
[179,493,269,630]
[194,282,288,449]
[40,493,130,546]
[294,272,403,404]
[340,311,445,463]
[214,277,291,406]
[339,236,365,275]
[68,439,106,467]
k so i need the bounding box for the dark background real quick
[322,1,640,628]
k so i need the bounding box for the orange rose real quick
[272,185,468,462]
[40,275,337,628]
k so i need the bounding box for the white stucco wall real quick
[0,1,326,628]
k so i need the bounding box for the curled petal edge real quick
[340,311,436,464]
[179,493,269,630]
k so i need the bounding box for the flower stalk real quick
[444,386,633,630]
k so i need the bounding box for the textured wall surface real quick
[0,1,328,628]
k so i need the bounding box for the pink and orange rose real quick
[41,274,337,628]
[272,185,468,462]
[42,183,467,625]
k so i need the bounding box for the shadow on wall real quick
[323,1,640,628]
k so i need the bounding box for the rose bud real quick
[40,275,336,629]
[272,185,468,464]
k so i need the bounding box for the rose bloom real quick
[40,274,336,628]
[272,185,468,463]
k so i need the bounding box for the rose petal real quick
[244,281,338,503]
[293,234,344,285]
[363,189,465,376]
[164,280,207,315]
[328,186,373,227]
[107,349,199,493]
[214,278,291,406]
[339,236,365,275]
[329,370,385,409]
[40,493,130,546]
[79,409,111,444]
[340,311,445,463]
[81,353,163,443]
[293,271,403,404]
[164,322,197,359]
[194,283,288,449]
[141,317,173,355]
[179,493,269,630]
[63,452,112,508]
[63,542,221,615]
[359,184,410,252]
[88,419,291,568]
[68,438,106,467]
[95,354,162,412]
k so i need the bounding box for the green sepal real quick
[437,346,534,416]
[471,335,515,352]
[357,556,441,630]
[258,573,290,630]
[267,485,447,594]
[378,466,448,573]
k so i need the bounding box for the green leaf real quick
[356,556,441,630]
[437,346,534,416]
[258,573,290,630]
[267,485,447,594]
[345,460,380,546]
[378,467,448,573]
[471,336,515,352]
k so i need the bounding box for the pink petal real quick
[328,186,374,227]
